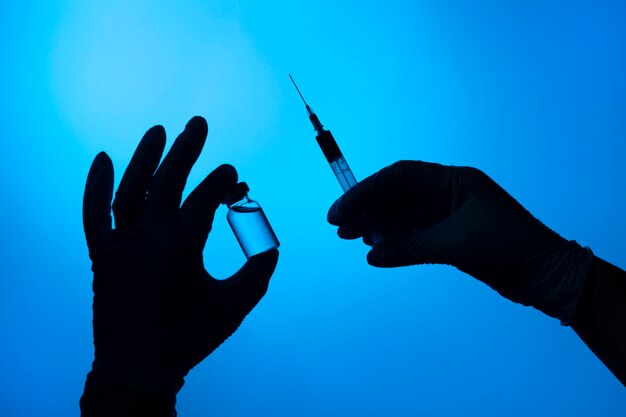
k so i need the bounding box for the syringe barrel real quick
[315,129,357,192]
[329,156,357,192]
[315,129,342,162]
[315,125,381,242]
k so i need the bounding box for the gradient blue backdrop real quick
[1,1,625,416]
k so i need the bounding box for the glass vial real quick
[224,182,280,259]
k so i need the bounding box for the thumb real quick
[367,222,459,268]
[223,249,279,313]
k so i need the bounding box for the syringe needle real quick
[289,74,308,107]
[289,74,323,131]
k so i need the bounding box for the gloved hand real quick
[81,116,278,409]
[327,160,592,324]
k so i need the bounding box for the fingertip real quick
[211,165,239,205]
[267,247,280,262]
[93,151,112,168]
[337,226,362,240]
[250,248,279,269]
[186,115,208,136]
[327,180,370,224]
[215,163,238,184]
[327,197,343,224]
[148,124,165,134]
[146,124,166,141]
[366,247,388,267]
[366,237,404,268]
[90,153,113,183]
[230,248,279,301]
[140,125,166,156]
[88,152,114,191]
[245,249,280,283]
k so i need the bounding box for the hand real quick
[327,160,592,323]
[82,117,279,406]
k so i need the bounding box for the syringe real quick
[289,74,357,192]
[290,75,383,244]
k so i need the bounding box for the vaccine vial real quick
[224,182,280,259]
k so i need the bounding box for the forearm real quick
[80,387,175,417]
[570,256,626,386]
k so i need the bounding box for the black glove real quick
[81,116,279,410]
[327,160,592,324]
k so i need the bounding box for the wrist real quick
[525,239,594,324]
[83,361,184,414]
[80,386,176,417]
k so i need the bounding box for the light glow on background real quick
[1,1,625,416]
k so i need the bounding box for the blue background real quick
[1,1,625,415]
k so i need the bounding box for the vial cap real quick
[223,182,250,206]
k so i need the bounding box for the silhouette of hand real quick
[327,160,591,323]
[82,116,278,404]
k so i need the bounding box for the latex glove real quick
[81,116,279,408]
[327,160,592,324]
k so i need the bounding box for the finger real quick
[337,225,364,240]
[112,125,166,228]
[329,160,474,234]
[180,164,238,248]
[366,221,459,268]
[222,249,279,314]
[335,208,386,240]
[83,152,114,253]
[327,174,377,226]
[327,160,416,226]
[146,116,208,216]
